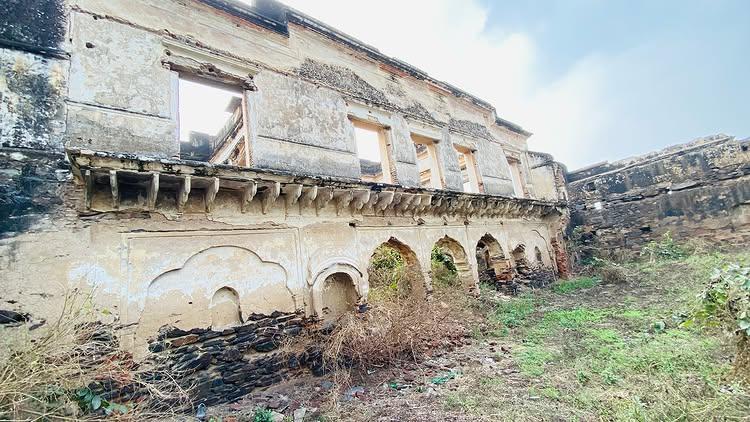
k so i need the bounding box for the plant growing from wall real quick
[368,245,406,293]
[431,246,458,289]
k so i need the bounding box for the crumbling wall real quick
[568,135,750,254]
[528,151,568,202]
[65,0,538,194]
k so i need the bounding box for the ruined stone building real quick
[0,0,568,387]
[568,134,750,254]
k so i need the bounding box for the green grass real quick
[514,345,557,376]
[552,276,600,294]
[489,294,535,328]
[464,249,750,420]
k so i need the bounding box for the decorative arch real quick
[310,261,366,320]
[476,233,513,281]
[367,237,427,298]
[137,245,293,342]
[434,235,476,291]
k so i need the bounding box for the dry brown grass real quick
[0,291,190,421]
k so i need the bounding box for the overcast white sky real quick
[279,0,748,170]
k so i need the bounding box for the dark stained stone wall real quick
[567,135,750,255]
[0,0,66,50]
[0,148,70,238]
[142,311,320,405]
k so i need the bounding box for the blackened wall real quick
[0,0,66,51]
[567,135,750,254]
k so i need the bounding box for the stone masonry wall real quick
[97,311,315,406]
[567,135,750,254]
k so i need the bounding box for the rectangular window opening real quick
[455,146,479,193]
[507,158,526,198]
[411,133,442,189]
[177,76,248,166]
[353,120,391,183]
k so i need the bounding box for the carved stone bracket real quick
[261,181,280,214]
[147,173,160,210]
[67,149,565,219]
[282,183,303,213]
[178,175,191,212]
[334,190,354,216]
[315,187,334,215]
[350,190,371,214]
[300,186,318,210]
[240,181,257,213]
[375,191,395,213]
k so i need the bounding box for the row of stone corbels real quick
[83,169,561,219]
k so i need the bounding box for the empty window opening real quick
[353,120,392,183]
[367,238,425,299]
[507,158,526,198]
[412,134,443,189]
[476,234,512,283]
[178,77,248,166]
[455,146,480,193]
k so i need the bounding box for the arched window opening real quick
[476,234,513,283]
[432,236,475,294]
[367,237,425,301]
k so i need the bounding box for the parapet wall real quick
[567,135,750,254]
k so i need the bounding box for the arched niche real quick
[311,261,365,321]
[512,244,531,276]
[534,246,544,265]
[433,235,477,292]
[210,286,243,330]
[476,233,513,282]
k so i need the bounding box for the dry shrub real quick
[600,264,628,284]
[320,295,453,371]
[0,290,190,421]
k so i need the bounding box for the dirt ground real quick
[196,251,750,422]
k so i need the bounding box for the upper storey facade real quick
[8,0,556,200]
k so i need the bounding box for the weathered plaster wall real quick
[528,151,568,202]
[0,0,568,404]
[568,135,750,254]
[62,0,545,195]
